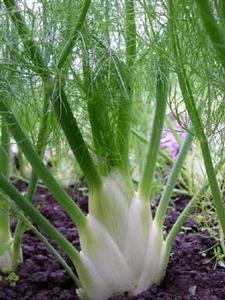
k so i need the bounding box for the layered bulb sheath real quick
[76,171,168,300]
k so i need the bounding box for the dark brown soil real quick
[0,179,225,300]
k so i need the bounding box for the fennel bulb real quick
[76,172,168,300]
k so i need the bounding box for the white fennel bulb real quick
[76,172,169,300]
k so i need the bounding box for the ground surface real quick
[0,180,225,300]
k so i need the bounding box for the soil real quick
[0,179,225,300]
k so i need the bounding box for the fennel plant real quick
[0,0,225,299]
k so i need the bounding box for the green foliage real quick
[1,0,225,299]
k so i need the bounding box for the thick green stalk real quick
[81,36,136,175]
[0,118,11,246]
[116,0,136,176]
[139,61,169,202]
[155,133,192,227]
[116,84,132,177]
[87,92,118,175]
[81,47,118,175]
[0,98,86,230]
[195,0,225,69]
[57,0,91,69]
[0,173,81,287]
[125,0,137,68]
[51,80,102,190]
[168,0,225,234]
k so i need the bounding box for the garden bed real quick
[0,180,225,300]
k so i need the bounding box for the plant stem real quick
[131,128,190,192]
[155,133,193,227]
[0,117,11,246]
[57,0,92,69]
[125,0,136,69]
[81,45,118,175]
[51,79,102,191]
[0,98,86,230]
[116,0,136,176]
[139,59,169,202]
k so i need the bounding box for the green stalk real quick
[0,173,81,287]
[125,0,136,68]
[195,0,225,69]
[168,0,225,235]
[81,46,118,175]
[82,33,137,177]
[0,98,86,230]
[57,0,91,69]
[116,0,136,176]
[139,60,169,202]
[51,80,101,191]
[131,128,191,191]
[87,91,118,175]
[0,117,11,248]
[82,36,137,175]
[155,133,192,227]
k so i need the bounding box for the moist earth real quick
[0,180,225,300]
